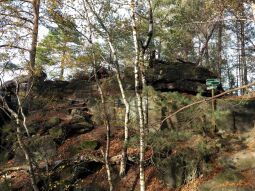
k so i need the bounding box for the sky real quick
[1,25,49,82]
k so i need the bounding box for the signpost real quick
[206,79,220,132]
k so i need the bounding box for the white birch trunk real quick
[130,1,145,190]
[84,0,131,176]
[1,97,39,191]
[92,52,113,191]
[141,53,149,133]
[108,39,131,176]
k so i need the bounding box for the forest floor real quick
[181,127,255,191]
[0,97,255,191]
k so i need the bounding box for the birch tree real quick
[130,0,145,190]
[81,0,131,177]
[83,8,113,190]
[92,45,113,191]
[0,81,39,191]
[136,0,153,132]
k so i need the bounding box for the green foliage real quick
[147,129,192,153]
[147,127,218,188]
[49,127,64,139]
[67,145,80,155]
[0,122,16,163]
[30,96,52,111]
[30,135,57,161]
[0,178,12,191]
[13,135,57,163]
[127,134,140,147]
[149,90,191,110]
[45,117,61,128]
[36,26,81,79]
[199,169,244,191]
[214,110,231,122]
[79,140,99,150]
[67,140,99,155]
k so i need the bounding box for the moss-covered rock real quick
[70,114,87,124]
[47,160,103,191]
[30,135,57,160]
[63,121,94,137]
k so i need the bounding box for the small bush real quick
[80,140,99,150]
[67,140,100,155]
[45,117,61,128]
[0,179,12,191]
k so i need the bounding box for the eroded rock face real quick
[42,159,104,191]
[31,59,220,99]
[146,60,221,94]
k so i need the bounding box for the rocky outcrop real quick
[34,80,98,99]
[146,60,221,94]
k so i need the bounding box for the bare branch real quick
[196,23,217,65]
[84,0,109,35]
[0,13,33,24]
[21,0,32,3]
[0,44,30,51]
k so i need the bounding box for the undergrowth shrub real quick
[146,127,218,188]
[0,178,11,191]
[0,122,16,163]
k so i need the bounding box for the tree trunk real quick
[92,52,113,191]
[60,50,66,80]
[84,0,131,176]
[217,19,223,79]
[2,99,39,191]
[235,21,242,95]
[240,19,247,86]
[16,125,39,191]
[204,34,210,66]
[197,24,216,66]
[29,0,40,74]
[140,0,153,134]
[130,1,145,190]
[108,38,130,177]
[238,2,247,95]
[82,5,113,188]
[141,51,149,133]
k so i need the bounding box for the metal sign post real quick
[206,79,220,133]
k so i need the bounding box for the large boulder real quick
[32,59,221,99]
[45,159,103,191]
[63,121,94,137]
[146,60,221,94]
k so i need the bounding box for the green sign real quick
[207,86,217,90]
[206,79,220,86]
